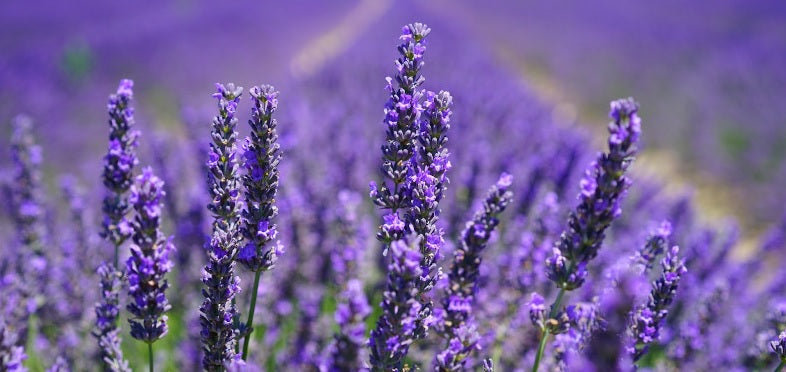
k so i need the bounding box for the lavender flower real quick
[369,237,424,371]
[126,167,174,345]
[410,90,452,305]
[93,263,131,372]
[200,83,244,371]
[546,98,641,290]
[238,85,283,273]
[434,174,513,371]
[534,98,641,372]
[371,22,431,246]
[237,85,283,358]
[101,79,139,265]
[627,246,686,362]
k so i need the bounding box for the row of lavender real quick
[1,22,785,371]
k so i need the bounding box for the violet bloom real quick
[632,221,672,273]
[410,90,452,299]
[126,167,174,344]
[237,84,284,359]
[534,98,641,372]
[101,79,139,265]
[368,238,425,371]
[434,174,513,371]
[371,23,431,246]
[546,98,641,291]
[200,83,244,371]
[627,246,686,362]
[771,331,786,368]
[93,263,131,372]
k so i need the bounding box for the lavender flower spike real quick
[102,79,140,266]
[627,246,686,362]
[126,168,174,347]
[93,263,131,372]
[369,237,425,371]
[434,174,513,371]
[533,98,641,372]
[238,84,284,359]
[546,97,641,291]
[371,22,431,246]
[201,83,244,371]
[410,90,452,295]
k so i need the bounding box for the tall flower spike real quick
[434,174,513,371]
[93,263,131,372]
[238,85,283,272]
[200,83,244,371]
[410,90,452,295]
[101,79,139,264]
[238,84,284,359]
[126,168,174,344]
[533,98,641,372]
[369,237,425,371]
[371,22,431,246]
[627,246,686,362]
[328,191,371,371]
[546,97,641,290]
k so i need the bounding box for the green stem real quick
[531,288,567,372]
[242,270,263,360]
[148,342,154,372]
[776,359,786,372]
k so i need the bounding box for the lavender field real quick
[2,1,786,371]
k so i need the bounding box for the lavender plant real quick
[626,245,686,362]
[532,98,641,371]
[125,167,174,371]
[370,22,431,247]
[200,83,244,371]
[433,173,513,371]
[94,79,138,371]
[368,237,424,371]
[237,84,284,360]
[93,263,131,372]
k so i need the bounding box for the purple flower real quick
[201,83,244,370]
[101,79,140,255]
[546,97,641,291]
[434,176,513,370]
[369,238,425,371]
[627,245,686,362]
[93,263,130,372]
[125,168,174,344]
[371,22,432,248]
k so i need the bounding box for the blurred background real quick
[2,0,785,230]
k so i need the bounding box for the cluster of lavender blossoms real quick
[5,17,786,372]
[434,174,514,371]
[126,168,174,349]
[200,83,244,371]
[627,245,686,362]
[95,79,138,371]
[531,98,641,371]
